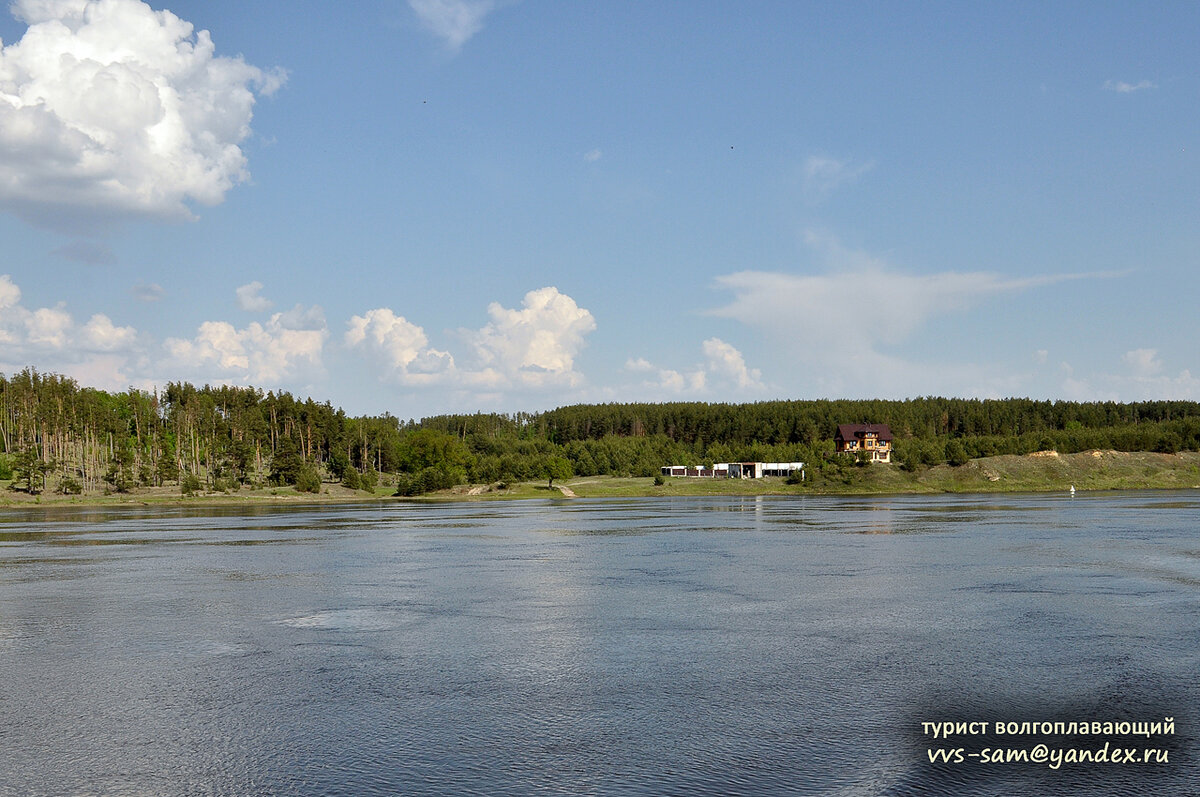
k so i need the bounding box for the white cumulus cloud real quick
[236,281,273,312]
[624,357,654,372]
[701,337,763,390]
[469,286,596,388]
[0,0,285,231]
[347,286,596,393]
[24,304,73,347]
[345,307,454,384]
[163,308,326,385]
[0,273,139,388]
[1122,348,1162,376]
[276,303,326,331]
[0,275,137,353]
[625,338,763,397]
[79,312,136,350]
[0,274,21,309]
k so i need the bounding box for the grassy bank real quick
[3,450,1198,508]
[421,449,1200,501]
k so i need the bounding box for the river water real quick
[1,492,1198,796]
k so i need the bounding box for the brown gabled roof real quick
[835,423,893,442]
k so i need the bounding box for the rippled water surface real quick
[2,492,1198,795]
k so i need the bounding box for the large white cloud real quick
[347,286,596,392]
[344,307,454,384]
[0,0,284,231]
[468,287,596,388]
[163,307,326,385]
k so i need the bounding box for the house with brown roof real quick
[835,424,893,463]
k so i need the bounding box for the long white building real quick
[660,462,805,479]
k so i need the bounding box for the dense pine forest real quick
[3,367,1200,496]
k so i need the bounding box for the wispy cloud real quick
[1059,351,1200,401]
[409,0,497,51]
[801,155,874,203]
[1103,79,1156,94]
[584,149,603,163]
[624,338,764,397]
[52,240,116,265]
[707,234,1118,397]
[131,283,165,302]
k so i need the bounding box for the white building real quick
[660,462,804,479]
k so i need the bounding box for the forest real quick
[3,367,1200,496]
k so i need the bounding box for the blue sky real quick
[1,1,1197,417]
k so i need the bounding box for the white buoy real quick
[1070,484,1076,496]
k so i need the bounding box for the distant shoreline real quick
[3,450,1198,510]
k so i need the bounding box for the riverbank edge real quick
[2,450,1198,509]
